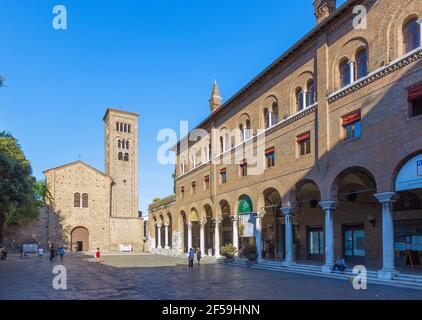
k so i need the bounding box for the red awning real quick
[265,147,275,155]
[297,132,310,143]
[342,110,361,126]
[408,83,422,102]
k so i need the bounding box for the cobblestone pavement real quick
[1,253,422,300]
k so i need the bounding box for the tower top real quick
[313,0,336,24]
[103,108,139,121]
[209,81,222,113]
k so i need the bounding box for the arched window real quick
[239,124,244,142]
[220,136,224,153]
[118,140,121,149]
[245,119,252,139]
[126,141,129,149]
[404,18,420,53]
[128,124,131,133]
[340,59,351,87]
[124,124,127,132]
[296,88,304,111]
[307,80,315,105]
[124,153,129,161]
[118,152,123,160]
[263,108,269,128]
[116,122,119,131]
[82,193,89,208]
[272,102,279,124]
[120,123,124,132]
[74,193,81,208]
[356,48,368,79]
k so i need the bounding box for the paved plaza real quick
[0,253,422,300]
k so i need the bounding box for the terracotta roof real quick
[43,160,113,180]
[103,108,139,121]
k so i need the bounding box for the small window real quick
[128,124,131,133]
[120,123,124,132]
[356,48,368,80]
[240,160,248,177]
[342,111,361,141]
[220,169,227,184]
[118,140,121,149]
[408,83,422,117]
[340,59,351,87]
[116,122,120,131]
[126,141,129,149]
[297,133,311,156]
[307,80,315,106]
[404,18,420,54]
[82,193,89,208]
[192,181,196,194]
[124,124,128,132]
[265,148,275,168]
[74,193,81,208]
[204,176,210,191]
[181,186,185,198]
[296,88,304,111]
[124,153,129,161]
[118,152,123,160]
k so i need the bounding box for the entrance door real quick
[343,225,365,265]
[307,227,324,261]
[76,241,83,252]
[71,227,89,252]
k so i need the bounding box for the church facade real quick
[42,109,144,252]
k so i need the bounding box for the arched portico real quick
[71,226,89,252]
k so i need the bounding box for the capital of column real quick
[186,222,192,229]
[164,224,169,228]
[319,201,337,211]
[214,218,222,224]
[199,219,206,226]
[231,215,239,222]
[417,18,422,25]
[374,192,397,204]
[156,223,163,228]
[348,60,356,65]
[280,207,294,216]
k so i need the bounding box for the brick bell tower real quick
[103,108,139,218]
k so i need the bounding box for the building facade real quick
[148,0,422,280]
[42,109,144,252]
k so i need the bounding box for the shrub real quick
[220,243,237,258]
[242,244,258,261]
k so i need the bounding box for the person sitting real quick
[332,256,347,272]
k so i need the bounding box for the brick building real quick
[148,0,422,280]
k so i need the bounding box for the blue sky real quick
[0,0,346,216]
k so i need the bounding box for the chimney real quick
[313,0,336,24]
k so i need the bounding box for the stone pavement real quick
[1,253,422,300]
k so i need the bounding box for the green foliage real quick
[172,168,176,194]
[152,197,161,203]
[242,244,258,261]
[220,243,237,258]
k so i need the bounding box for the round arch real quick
[71,226,89,252]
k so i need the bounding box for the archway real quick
[393,152,422,268]
[180,211,188,253]
[190,208,201,250]
[71,227,89,252]
[331,167,378,266]
[261,188,282,259]
[167,212,173,249]
[295,180,323,262]
[204,204,214,255]
[219,200,232,246]
[237,195,255,249]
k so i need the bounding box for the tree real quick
[172,168,176,194]
[0,132,37,244]
[152,197,161,203]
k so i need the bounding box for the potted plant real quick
[242,244,258,265]
[220,243,237,260]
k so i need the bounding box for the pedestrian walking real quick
[49,244,56,262]
[197,249,202,266]
[58,247,65,262]
[38,247,44,260]
[95,248,101,264]
[188,248,194,268]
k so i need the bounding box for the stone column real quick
[375,192,397,280]
[254,213,263,262]
[214,218,221,258]
[199,220,205,254]
[268,111,273,127]
[157,223,162,249]
[302,90,308,109]
[187,222,192,251]
[232,216,239,251]
[277,218,283,258]
[348,60,355,84]
[281,208,294,266]
[319,201,337,273]
[418,19,422,47]
[164,224,170,249]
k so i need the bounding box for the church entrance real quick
[71,227,89,252]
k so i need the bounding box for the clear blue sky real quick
[0,0,346,216]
